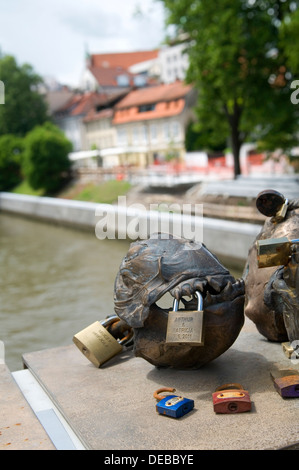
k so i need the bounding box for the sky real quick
[0,0,167,87]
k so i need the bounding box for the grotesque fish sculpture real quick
[114,234,245,369]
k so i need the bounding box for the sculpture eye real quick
[122,273,135,288]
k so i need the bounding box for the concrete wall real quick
[0,192,262,263]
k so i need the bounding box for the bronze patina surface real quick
[244,196,299,343]
[114,234,244,369]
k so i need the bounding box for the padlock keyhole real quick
[228,402,238,412]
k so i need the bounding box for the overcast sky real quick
[0,0,167,87]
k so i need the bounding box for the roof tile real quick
[112,81,193,124]
[114,81,193,109]
[91,50,158,69]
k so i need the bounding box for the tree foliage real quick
[0,134,24,191]
[280,6,299,74]
[160,0,299,176]
[0,55,48,136]
[185,121,227,152]
[24,122,72,194]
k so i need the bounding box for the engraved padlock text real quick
[165,291,204,346]
[73,316,132,367]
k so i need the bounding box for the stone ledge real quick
[22,318,299,450]
[0,363,55,450]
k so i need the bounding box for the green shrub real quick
[0,134,24,191]
[24,122,72,194]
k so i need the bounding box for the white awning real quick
[68,150,100,161]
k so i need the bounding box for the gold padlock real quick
[165,291,204,346]
[275,198,288,222]
[257,237,299,268]
[73,316,133,367]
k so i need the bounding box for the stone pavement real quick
[0,362,55,450]
[21,317,299,451]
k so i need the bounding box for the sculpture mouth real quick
[157,275,245,313]
[114,236,246,328]
[153,276,245,315]
[136,274,246,369]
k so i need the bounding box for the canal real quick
[0,212,244,372]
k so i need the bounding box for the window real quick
[163,121,181,142]
[140,125,147,143]
[163,122,170,141]
[117,74,130,87]
[133,75,146,87]
[138,104,155,113]
[133,126,139,145]
[172,121,181,141]
[150,124,158,142]
[117,128,127,146]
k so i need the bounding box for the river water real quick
[0,213,131,371]
[0,212,243,372]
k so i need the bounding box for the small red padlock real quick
[212,383,251,414]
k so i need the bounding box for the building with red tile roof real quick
[54,90,128,151]
[113,81,193,125]
[80,50,160,93]
[91,50,159,69]
[109,81,196,167]
[79,80,196,168]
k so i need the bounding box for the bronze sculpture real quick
[114,234,245,369]
[244,191,299,347]
[112,190,299,369]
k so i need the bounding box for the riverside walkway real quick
[196,174,299,200]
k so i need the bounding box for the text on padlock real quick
[165,291,204,346]
[73,316,133,367]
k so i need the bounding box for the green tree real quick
[280,7,299,74]
[160,0,299,177]
[185,121,227,152]
[0,134,24,190]
[0,55,48,136]
[24,122,72,194]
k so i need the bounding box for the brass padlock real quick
[275,198,289,222]
[257,237,299,268]
[282,341,299,360]
[165,291,204,346]
[73,316,133,367]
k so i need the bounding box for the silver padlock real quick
[165,291,204,346]
[73,316,133,367]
